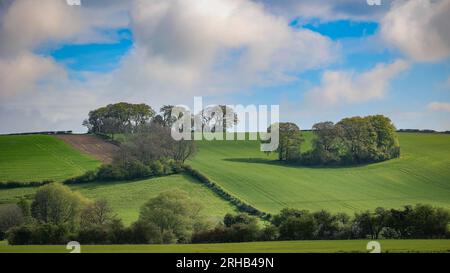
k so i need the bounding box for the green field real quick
[190,132,450,214]
[0,174,236,225]
[0,135,100,182]
[0,239,449,253]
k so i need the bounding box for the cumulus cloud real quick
[0,53,65,98]
[256,0,394,21]
[427,102,450,112]
[305,59,409,106]
[127,0,338,88]
[381,0,450,62]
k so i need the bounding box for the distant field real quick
[1,240,449,253]
[0,174,236,225]
[190,133,450,214]
[0,135,100,182]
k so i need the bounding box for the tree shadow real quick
[222,157,372,169]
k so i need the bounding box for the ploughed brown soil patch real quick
[56,134,119,164]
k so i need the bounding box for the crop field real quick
[0,239,449,253]
[190,132,450,214]
[0,135,100,182]
[0,174,236,225]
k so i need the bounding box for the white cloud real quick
[381,0,450,62]
[0,53,65,98]
[306,59,409,106]
[127,0,338,88]
[256,0,394,21]
[427,102,450,112]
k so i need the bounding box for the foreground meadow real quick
[0,240,449,253]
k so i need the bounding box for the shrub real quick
[6,225,33,245]
[0,180,53,189]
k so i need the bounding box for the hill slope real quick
[0,174,236,225]
[190,133,450,214]
[0,135,100,182]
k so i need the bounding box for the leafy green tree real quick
[138,190,203,243]
[83,102,155,136]
[278,214,316,240]
[31,184,88,228]
[312,210,339,239]
[265,122,303,161]
[311,121,346,164]
[337,117,377,163]
[366,115,400,160]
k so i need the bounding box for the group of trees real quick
[192,205,450,244]
[84,103,239,139]
[2,184,208,245]
[267,115,400,165]
[83,103,155,139]
[2,183,448,245]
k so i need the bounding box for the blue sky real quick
[0,0,449,133]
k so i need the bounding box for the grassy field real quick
[0,135,100,182]
[0,174,236,225]
[190,132,450,214]
[0,239,449,253]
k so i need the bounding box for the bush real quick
[7,224,70,245]
[6,225,34,245]
[192,213,260,243]
[64,159,182,185]
[30,224,69,244]
[78,225,110,244]
[0,180,53,189]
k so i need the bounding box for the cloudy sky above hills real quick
[0,0,449,133]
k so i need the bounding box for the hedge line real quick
[182,165,270,220]
[0,180,53,189]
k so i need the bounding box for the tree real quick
[31,184,88,228]
[0,205,24,240]
[80,199,116,228]
[172,139,197,163]
[352,208,389,240]
[337,117,377,163]
[83,102,155,136]
[312,210,339,239]
[366,115,400,160]
[138,190,203,243]
[197,105,238,133]
[118,123,197,164]
[408,204,450,238]
[311,122,346,164]
[160,105,177,127]
[266,122,303,161]
[278,214,316,240]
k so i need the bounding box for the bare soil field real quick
[56,134,119,164]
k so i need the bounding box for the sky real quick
[0,0,449,133]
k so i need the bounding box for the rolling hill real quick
[0,135,100,182]
[0,174,236,225]
[1,132,450,225]
[189,132,450,214]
